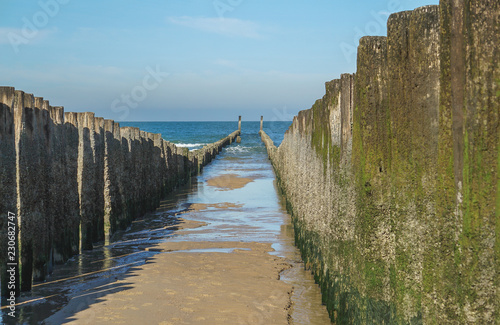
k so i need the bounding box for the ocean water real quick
[118,121,291,150]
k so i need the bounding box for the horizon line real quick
[116,120,293,123]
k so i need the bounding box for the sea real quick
[118,120,291,150]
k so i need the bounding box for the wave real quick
[225,145,251,153]
[175,143,208,148]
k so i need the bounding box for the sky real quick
[0,0,438,122]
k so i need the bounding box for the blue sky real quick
[0,0,438,121]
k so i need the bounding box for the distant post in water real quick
[236,116,242,143]
[260,116,263,131]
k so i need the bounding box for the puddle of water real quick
[276,220,333,324]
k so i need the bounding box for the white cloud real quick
[213,59,240,69]
[0,27,56,46]
[0,28,19,44]
[167,16,262,39]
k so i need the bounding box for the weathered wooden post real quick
[236,116,242,143]
[13,90,49,291]
[77,112,98,251]
[0,87,19,297]
[260,116,263,131]
[63,112,81,258]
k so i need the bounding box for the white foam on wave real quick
[225,145,251,153]
[175,143,207,148]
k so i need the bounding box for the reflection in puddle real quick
[171,248,252,254]
[187,202,244,211]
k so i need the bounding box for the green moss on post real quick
[354,36,391,314]
[460,0,499,322]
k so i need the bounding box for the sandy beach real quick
[50,234,294,324]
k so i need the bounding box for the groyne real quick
[261,2,498,324]
[0,87,240,294]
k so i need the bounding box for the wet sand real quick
[58,240,293,324]
[206,174,254,190]
[186,202,244,211]
[44,203,301,324]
